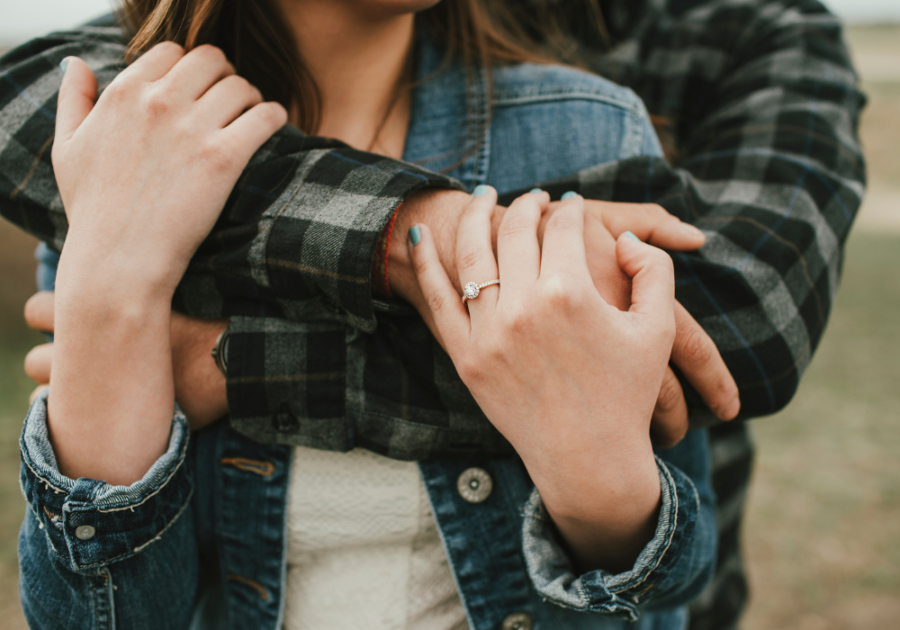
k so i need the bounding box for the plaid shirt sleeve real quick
[521,0,866,423]
[0,22,464,334]
[0,0,865,448]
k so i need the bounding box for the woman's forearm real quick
[49,250,176,486]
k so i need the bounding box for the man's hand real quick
[23,291,228,430]
[392,190,740,447]
[578,201,741,447]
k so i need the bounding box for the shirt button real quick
[457,467,493,503]
[272,403,300,434]
[75,525,96,541]
[501,611,533,630]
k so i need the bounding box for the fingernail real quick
[561,191,578,201]
[408,225,421,246]
[624,230,641,242]
[59,58,69,74]
[529,188,543,194]
[721,395,741,420]
[680,223,705,240]
[473,185,491,197]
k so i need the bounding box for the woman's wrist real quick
[524,434,661,574]
[60,226,186,303]
[527,434,659,523]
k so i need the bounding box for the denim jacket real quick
[19,31,716,630]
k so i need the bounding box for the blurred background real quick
[0,1,897,628]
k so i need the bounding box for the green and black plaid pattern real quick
[0,1,865,627]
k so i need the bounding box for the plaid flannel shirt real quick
[0,1,865,628]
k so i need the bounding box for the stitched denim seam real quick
[492,90,640,113]
[609,457,681,595]
[22,436,189,513]
[71,486,194,570]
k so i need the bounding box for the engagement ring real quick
[462,280,500,302]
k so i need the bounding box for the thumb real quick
[616,231,675,329]
[54,57,98,147]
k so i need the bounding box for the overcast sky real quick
[0,0,898,46]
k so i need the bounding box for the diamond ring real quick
[462,280,500,302]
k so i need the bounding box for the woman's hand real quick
[410,187,676,573]
[392,193,738,449]
[23,291,228,429]
[47,44,285,485]
[54,44,287,294]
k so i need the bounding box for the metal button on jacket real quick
[75,525,96,541]
[501,611,533,630]
[456,467,493,503]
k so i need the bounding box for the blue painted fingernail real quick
[529,188,543,194]
[408,225,421,246]
[624,231,641,242]
[561,191,578,200]
[59,58,69,74]
[473,185,491,197]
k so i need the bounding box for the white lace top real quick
[283,446,468,630]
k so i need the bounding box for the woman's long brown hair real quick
[116,0,611,136]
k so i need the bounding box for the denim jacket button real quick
[501,611,533,630]
[75,525,96,541]
[457,467,493,503]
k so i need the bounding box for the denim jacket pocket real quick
[19,391,193,573]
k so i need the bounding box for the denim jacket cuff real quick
[521,455,700,621]
[19,390,193,573]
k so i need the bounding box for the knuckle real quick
[503,303,534,335]
[458,358,485,384]
[102,78,134,103]
[498,216,531,240]
[425,289,447,316]
[544,212,580,234]
[143,87,176,117]
[678,327,714,366]
[225,74,251,91]
[456,248,482,274]
[541,276,579,310]
[199,140,236,172]
[645,203,668,220]
[256,101,287,126]
[154,41,184,56]
[648,247,675,278]
[412,252,432,277]
[194,44,226,63]
[655,248,675,272]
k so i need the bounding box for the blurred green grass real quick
[0,23,898,630]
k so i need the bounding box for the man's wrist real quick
[371,204,402,298]
[388,188,471,302]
